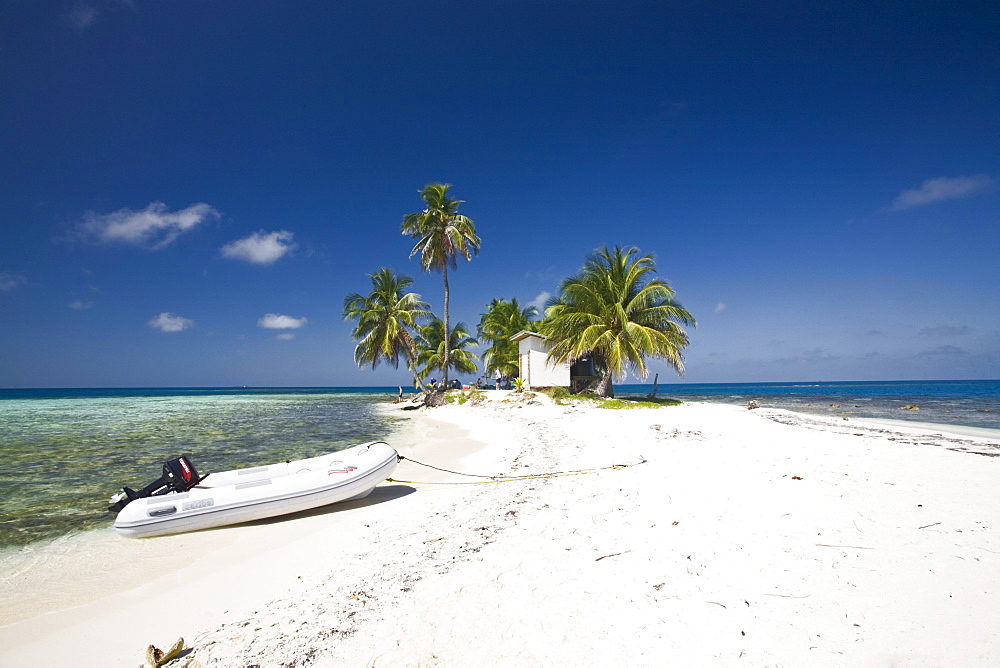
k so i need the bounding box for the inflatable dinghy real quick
[108,441,398,538]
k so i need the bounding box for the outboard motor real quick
[108,455,206,513]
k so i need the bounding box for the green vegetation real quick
[415,317,479,380]
[595,396,683,409]
[343,268,432,392]
[501,390,536,404]
[401,183,480,391]
[446,388,486,405]
[545,386,572,401]
[541,386,680,409]
[477,297,537,379]
[542,386,581,405]
[345,186,696,410]
[541,245,695,398]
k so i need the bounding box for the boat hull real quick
[113,441,398,538]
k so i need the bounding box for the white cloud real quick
[714,302,727,314]
[523,267,556,281]
[889,174,992,211]
[65,2,98,31]
[258,313,308,329]
[221,230,296,265]
[148,312,194,332]
[528,291,552,311]
[68,299,94,310]
[0,272,27,291]
[77,202,219,249]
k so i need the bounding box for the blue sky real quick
[1,1,997,388]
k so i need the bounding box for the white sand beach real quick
[2,392,999,667]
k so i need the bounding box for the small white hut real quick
[510,331,570,390]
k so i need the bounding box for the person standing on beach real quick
[494,368,502,390]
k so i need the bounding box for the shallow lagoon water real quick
[0,389,405,549]
[2,381,997,551]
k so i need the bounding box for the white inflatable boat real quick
[109,441,398,538]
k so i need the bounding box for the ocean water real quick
[616,379,1000,431]
[1,381,997,552]
[0,387,408,550]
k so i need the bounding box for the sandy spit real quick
[1,391,998,667]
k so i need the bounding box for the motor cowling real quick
[108,455,204,513]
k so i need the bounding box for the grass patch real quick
[445,389,486,405]
[596,396,683,409]
[542,387,571,401]
[502,391,537,404]
[542,386,592,405]
[540,387,682,408]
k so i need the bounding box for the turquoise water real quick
[1,381,997,550]
[617,379,1000,430]
[0,388,407,549]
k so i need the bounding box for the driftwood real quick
[145,638,184,667]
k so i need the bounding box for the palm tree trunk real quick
[410,364,431,394]
[647,373,659,400]
[407,351,443,406]
[441,264,450,390]
[595,370,615,398]
[402,333,432,395]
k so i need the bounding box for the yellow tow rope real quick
[386,462,635,486]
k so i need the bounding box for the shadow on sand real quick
[212,483,417,532]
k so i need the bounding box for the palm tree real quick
[477,297,537,379]
[414,317,480,383]
[343,267,432,392]
[541,245,695,398]
[401,183,480,391]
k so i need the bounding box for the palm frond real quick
[342,268,430,373]
[542,245,696,394]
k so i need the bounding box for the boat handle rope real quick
[387,455,647,486]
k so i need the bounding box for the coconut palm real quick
[542,245,695,398]
[477,297,537,379]
[401,183,480,391]
[414,317,480,383]
[343,267,432,392]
